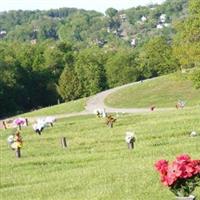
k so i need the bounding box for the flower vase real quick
[175,195,195,200]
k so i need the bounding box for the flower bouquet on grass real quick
[155,154,200,199]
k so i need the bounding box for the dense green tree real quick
[0,1,188,50]
[105,49,139,87]
[173,0,200,69]
[75,47,107,96]
[56,41,75,66]
[192,69,200,89]
[105,8,118,18]
[172,0,200,87]
[0,42,21,116]
[57,67,80,101]
[43,45,65,80]
[0,1,191,116]
[137,36,178,78]
[125,6,150,25]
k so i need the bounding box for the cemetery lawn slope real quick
[0,107,200,200]
[19,98,87,117]
[105,73,200,108]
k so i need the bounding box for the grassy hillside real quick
[0,107,200,200]
[105,73,200,108]
[19,98,87,118]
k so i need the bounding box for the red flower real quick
[155,154,200,194]
[155,160,168,175]
[165,163,182,185]
[191,160,200,175]
[160,174,171,186]
[176,154,191,163]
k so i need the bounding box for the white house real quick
[0,30,7,35]
[156,24,163,29]
[160,14,166,23]
[120,14,127,21]
[141,16,147,22]
[131,38,136,47]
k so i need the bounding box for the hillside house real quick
[141,16,147,22]
[156,24,163,29]
[0,30,7,38]
[160,14,166,23]
[130,38,136,47]
[120,14,127,22]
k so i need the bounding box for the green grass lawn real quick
[18,98,87,118]
[0,107,199,200]
[105,73,200,108]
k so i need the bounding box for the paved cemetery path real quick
[0,79,175,125]
[85,79,174,114]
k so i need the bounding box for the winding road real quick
[43,81,149,121]
[85,79,175,115]
[85,81,150,114]
[1,79,175,124]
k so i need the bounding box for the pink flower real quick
[164,163,182,185]
[13,118,26,125]
[191,160,200,175]
[155,154,200,195]
[181,163,194,178]
[155,160,168,175]
[176,154,191,163]
[160,174,170,186]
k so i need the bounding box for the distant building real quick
[160,14,166,23]
[156,24,163,29]
[130,38,136,47]
[0,30,7,38]
[120,14,127,21]
[113,29,121,36]
[141,16,147,22]
[0,30,7,35]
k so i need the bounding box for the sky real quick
[0,0,166,13]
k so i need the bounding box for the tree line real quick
[0,36,178,117]
[0,0,199,117]
[0,0,187,46]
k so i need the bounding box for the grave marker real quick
[61,137,67,148]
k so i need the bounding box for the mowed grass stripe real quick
[105,73,200,108]
[18,97,87,118]
[0,108,200,200]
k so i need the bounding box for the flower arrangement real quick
[13,118,26,126]
[154,154,200,198]
[125,131,136,144]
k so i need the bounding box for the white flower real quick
[125,131,136,143]
[7,135,14,144]
[190,131,197,137]
[45,116,56,124]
